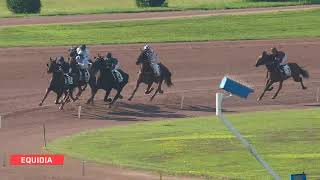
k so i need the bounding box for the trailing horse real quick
[86,56,129,108]
[128,50,173,101]
[255,51,309,101]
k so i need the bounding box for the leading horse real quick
[255,51,309,101]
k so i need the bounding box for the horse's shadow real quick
[74,101,187,121]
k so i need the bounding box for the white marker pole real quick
[78,106,82,119]
[0,115,2,129]
[180,93,185,110]
[82,160,85,176]
[215,93,280,180]
[316,88,319,102]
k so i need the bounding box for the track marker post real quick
[2,152,6,167]
[217,76,280,180]
[0,115,2,129]
[78,106,82,119]
[180,93,185,110]
[316,87,319,102]
[43,123,47,147]
[82,160,86,176]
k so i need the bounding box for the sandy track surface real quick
[1,5,320,27]
[1,39,320,179]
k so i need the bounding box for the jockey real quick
[76,44,90,82]
[56,56,73,85]
[105,52,123,84]
[271,47,289,77]
[143,44,161,77]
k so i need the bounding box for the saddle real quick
[281,64,291,77]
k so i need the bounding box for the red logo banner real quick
[10,154,64,165]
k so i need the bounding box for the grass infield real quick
[1,0,319,17]
[48,108,320,179]
[1,9,320,47]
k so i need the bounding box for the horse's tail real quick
[160,63,173,87]
[165,71,173,87]
[298,65,309,79]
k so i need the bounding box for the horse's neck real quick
[142,62,152,71]
[266,64,276,73]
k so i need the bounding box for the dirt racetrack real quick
[1,38,320,180]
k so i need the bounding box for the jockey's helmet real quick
[271,47,278,54]
[80,44,86,51]
[143,44,151,51]
[106,52,112,58]
[57,56,65,64]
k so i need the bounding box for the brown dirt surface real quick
[1,39,320,179]
[1,5,320,27]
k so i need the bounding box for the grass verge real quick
[0,0,319,17]
[1,9,320,47]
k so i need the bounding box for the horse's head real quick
[91,55,105,73]
[68,46,78,58]
[136,49,147,65]
[47,57,57,73]
[255,51,273,67]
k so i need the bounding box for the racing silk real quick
[58,61,71,74]
[145,48,159,64]
[274,51,288,65]
[76,47,90,69]
[106,57,120,70]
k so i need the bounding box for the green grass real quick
[0,0,319,17]
[1,9,320,47]
[48,108,320,179]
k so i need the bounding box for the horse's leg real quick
[86,88,98,104]
[59,91,70,110]
[55,91,63,104]
[128,76,141,101]
[145,82,154,94]
[257,80,274,101]
[39,88,51,106]
[158,79,164,94]
[150,80,163,101]
[272,81,283,99]
[104,89,112,102]
[64,90,71,102]
[109,87,124,108]
[264,76,273,91]
[293,76,307,90]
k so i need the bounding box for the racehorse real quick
[86,55,129,108]
[39,58,72,109]
[67,46,89,100]
[128,50,173,101]
[255,51,309,101]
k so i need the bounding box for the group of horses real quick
[39,47,309,110]
[39,47,173,109]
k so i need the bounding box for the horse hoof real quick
[119,95,123,99]
[159,90,164,94]
[39,103,42,106]
[272,96,276,99]
[59,106,64,110]
[303,87,307,90]
[104,98,112,103]
[257,98,261,102]
[267,87,274,91]
[145,88,154,94]
[128,98,132,101]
